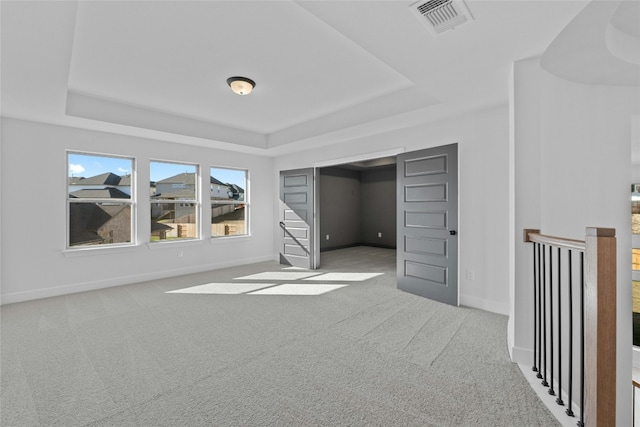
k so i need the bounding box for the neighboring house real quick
[68,172,132,196]
[68,203,131,246]
[152,188,197,220]
[155,172,197,196]
[69,188,130,199]
[68,183,132,246]
[226,183,244,201]
[154,173,238,218]
[210,176,232,200]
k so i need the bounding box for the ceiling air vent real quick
[410,0,473,35]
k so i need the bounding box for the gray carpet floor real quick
[1,246,559,426]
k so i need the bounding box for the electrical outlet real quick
[378,232,382,238]
[326,234,330,240]
[466,269,475,281]
[177,250,184,258]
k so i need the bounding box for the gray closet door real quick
[397,144,458,306]
[279,168,315,269]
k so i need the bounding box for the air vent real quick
[410,0,473,35]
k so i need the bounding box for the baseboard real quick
[510,345,533,365]
[320,243,361,252]
[0,255,274,305]
[321,243,396,252]
[518,363,581,427]
[459,294,509,316]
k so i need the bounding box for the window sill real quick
[209,235,252,244]
[63,244,138,257]
[146,239,204,250]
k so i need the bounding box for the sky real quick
[68,153,246,186]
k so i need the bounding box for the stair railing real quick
[523,227,616,427]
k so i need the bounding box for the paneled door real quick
[397,144,458,306]
[279,168,316,269]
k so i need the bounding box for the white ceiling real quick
[1,1,599,156]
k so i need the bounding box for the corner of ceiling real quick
[541,0,639,86]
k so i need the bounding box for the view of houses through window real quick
[211,167,247,237]
[633,184,640,346]
[67,152,134,248]
[150,161,199,242]
[67,152,250,249]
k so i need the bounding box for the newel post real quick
[584,227,616,427]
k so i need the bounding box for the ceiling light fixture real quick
[227,76,255,95]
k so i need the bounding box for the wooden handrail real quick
[523,228,586,251]
[523,227,616,427]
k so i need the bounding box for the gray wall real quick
[319,165,396,251]
[319,168,361,250]
[361,166,396,247]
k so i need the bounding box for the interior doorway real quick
[318,156,397,258]
[279,145,459,307]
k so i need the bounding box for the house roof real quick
[74,172,122,186]
[68,203,114,245]
[68,177,85,185]
[227,183,244,194]
[69,188,130,199]
[151,220,173,232]
[210,176,226,186]
[157,172,196,185]
[68,202,132,246]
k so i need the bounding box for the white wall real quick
[0,118,274,303]
[511,57,639,426]
[274,105,511,315]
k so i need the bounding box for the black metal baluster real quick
[537,243,543,380]
[566,250,575,417]
[556,247,564,405]
[548,245,555,395]
[578,252,585,427]
[542,244,549,388]
[533,242,538,373]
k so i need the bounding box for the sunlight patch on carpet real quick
[166,283,274,295]
[248,284,347,296]
[234,272,321,281]
[303,272,384,282]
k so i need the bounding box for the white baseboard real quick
[510,345,533,365]
[518,363,581,427]
[460,293,509,316]
[0,255,273,305]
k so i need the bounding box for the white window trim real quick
[210,167,249,239]
[66,151,136,250]
[150,160,200,243]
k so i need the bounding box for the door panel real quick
[397,144,458,305]
[279,168,315,269]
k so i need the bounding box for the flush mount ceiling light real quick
[227,76,255,95]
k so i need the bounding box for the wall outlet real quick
[177,250,184,258]
[326,234,330,240]
[378,232,382,238]
[466,269,475,281]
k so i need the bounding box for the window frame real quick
[209,166,249,239]
[150,160,200,243]
[66,151,136,250]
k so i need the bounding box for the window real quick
[150,161,199,242]
[210,167,248,237]
[633,184,640,346]
[67,152,134,248]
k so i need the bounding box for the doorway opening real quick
[279,144,459,307]
[318,156,397,264]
